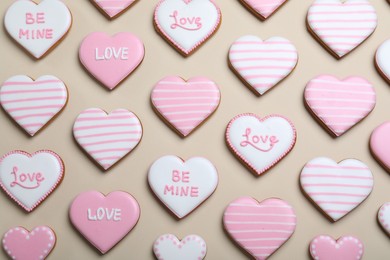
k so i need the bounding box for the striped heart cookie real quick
[91,0,137,19]
[304,75,376,137]
[73,108,142,170]
[375,39,390,84]
[240,0,288,20]
[151,76,220,137]
[309,235,364,260]
[300,157,373,222]
[378,202,390,236]
[229,35,298,96]
[0,75,68,136]
[307,0,377,59]
[223,197,296,260]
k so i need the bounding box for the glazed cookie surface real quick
[309,235,364,260]
[370,121,390,172]
[375,39,390,84]
[90,0,137,19]
[378,202,390,236]
[239,0,288,20]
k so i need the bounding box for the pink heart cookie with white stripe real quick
[307,0,377,59]
[91,0,137,19]
[229,35,298,96]
[73,108,143,170]
[378,202,390,236]
[240,0,288,20]
[304,75,376,137]
[151,76,220,137]
[300,157,373,222]
[223,197,297,260]
[309,235,364,260]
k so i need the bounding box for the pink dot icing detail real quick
[378,202,390,235]
[309,235,364,260]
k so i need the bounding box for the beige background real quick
[0,0,390,259]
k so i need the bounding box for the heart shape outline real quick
[90,0,138,19]
[370,121,390,172]
[375,39,390,84]
[240,0,288,20]
[309,235,364,260]
[378,202,390,236]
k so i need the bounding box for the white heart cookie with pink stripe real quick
[300,157,373,222]
[229,35,298,96]
[91,0,137,19]
[240,0,288,20]
[309,235,364,260]
[304,75,376,137]
[375,39,390,83]
[0,75,68,136]
[378,202,390,236]
[151,76,220,137]
[307,0,377,59]
[73,108,143,170]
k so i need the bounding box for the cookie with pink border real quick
[378,202,390,236]
[239,0,288,20]
[370,121,390,172]
[225,113,296,175]
[0,150,64,212]
[375,39,390,84]
[309,235,364,260]
[90,0,138,19]
[2,226,56,260]
[154,0,222,56]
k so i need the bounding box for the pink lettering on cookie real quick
[240,128,279,152]
[25,12,46,24]
[169,10,202,31]
[87,208,122,221]
[163,185,199,197]
[18,28,53,40]
[10,166,45,189]
[95,47,129,61]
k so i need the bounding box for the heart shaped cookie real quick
[2,226,56,260]
[226,114,296,175]
[223,197,296,260]
[229,35,298,96]
[240,0,288,20]
[79,32,144,90]
[309,235,364,260]
[375,39,390,84]
[153,234,207,260]
[307,0,377,59]
[304,75,376,137]
[69,191,140,254]
[300,157,373,222]
[4,0,72,59]
[148,155,218,218]
[0,150,64,212]
[0,75,68,136]
[151,76,221,137]
[154,0,221,56]
[378,202,390,236]
[370,121,390,172]
[90,0,137,19]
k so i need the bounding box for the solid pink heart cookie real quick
[309,235,364,260]
[375,39,390,84]
[91,0,137,19]
[154,0,222,56]
[225,113,296,175]
[307,0,377,59]
[378,202,390,236]
[69,191,140,254]
[0,75,68,136]
[153,234,207,260]
[240,0,288,20]
[304,75,376,137]
[0,150,64,212]
[229,35,298,96]
[300,157,373,222]
[73,108,143,171]
[148,155,218,218]
[2,226,56,260]
[79,32,144,90]
[223,197,296,260]
[370,121,390,172]
[151,76,221,137]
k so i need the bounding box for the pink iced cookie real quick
[309,235,364,260]
[91,0,137,19]
[240,0,288,20]
[378,202,390,236]
[370,121,390,172]
[223,197,296,260]
[2,226,56,260]
[375,39,390,84]
[69,191,140,254]
[305,75,376,137]
[79,32,144,90]
[151,76,220,137]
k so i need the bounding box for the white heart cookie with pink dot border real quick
[378,202,390,236]
[240,0,288,20]
[375,39,390,83]
[309,235,364,260]
[91,0,137,19]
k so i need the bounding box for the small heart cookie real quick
[375,39,390,84]
[370,121,390,172]
[4,0,72,59]
[309,235,364,260]
[154,0,222,56]
[378,202,390,236]
[239,0,288,20]
[153,234,207,260]
[90,0,137,19]
[148,155,218,218]
[0,150,64,212]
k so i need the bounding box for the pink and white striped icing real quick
[241,0,288,19]
[229,35,298,96]
[223,197,296,260]
[307,0,377,58]
[73,108,142,170]
[309,235,364,260]
[92,0,136,18]
[0,75,68,136]
[300,157,373,222]
[151,76,220,137]
[304,75,376,137]
[378,202,390,236]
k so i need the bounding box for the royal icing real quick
[226,114,296,175]
[229,35,298,96]
[378,202,390,236]
[73,108,142,171]
[153,234,207,260]
[240,0,288,20]
[154,0,221,56]
[375,39,390,83]
[148,155,218,219]
[79,32,144,90]
[91,0,137,19]
[223,197,296,260]
[307,0,377,58]
[2,226,56,260]
[151,76,221,137]
[304,75,376,137]
[309,235,364,260]
[370,122,390,172]
[4,0,72,59]
[0,75,68,136]
[69,191,140,254]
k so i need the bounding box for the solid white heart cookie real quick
[375,39,390,84]
[378,202,390,236]
[148,155,218,218]
[4,0,72,59]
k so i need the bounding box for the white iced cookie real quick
[375,39,390,84]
